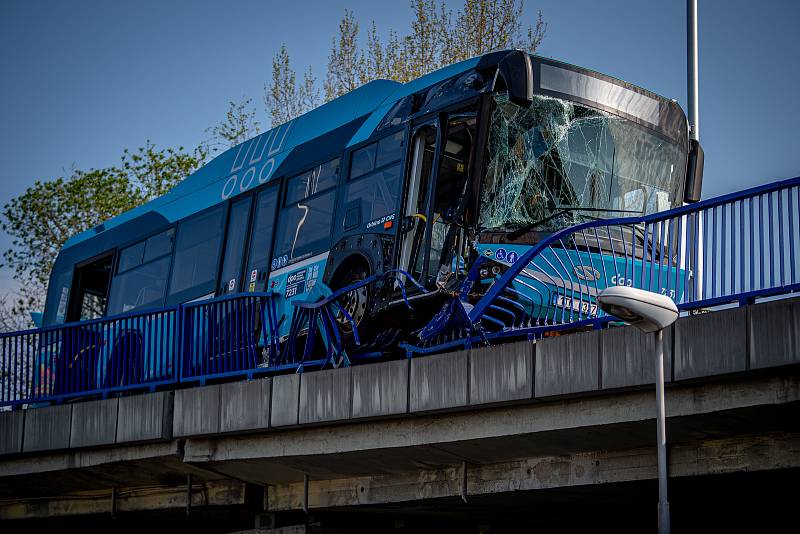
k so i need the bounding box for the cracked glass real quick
[479,93,686,233]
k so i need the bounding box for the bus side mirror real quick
[684,139,704,203]
[494,50,533,108]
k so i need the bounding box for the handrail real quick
[1,304,180,407]
[2,177,800,406]
[407,175,800,351]
[470,176,800,322]
[0,302,182,338]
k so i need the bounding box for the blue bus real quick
[36,50,702,378]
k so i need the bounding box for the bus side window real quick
[341,131,404,235]
[274,159,339,266]
[168,207,225,302]
[107,228,175,315]
[68,253,113,322]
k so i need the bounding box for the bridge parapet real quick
[1,297,797,458]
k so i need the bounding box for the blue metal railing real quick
[2,177,799,407]
[0,282,371,406]
[1,305,179,407]
[180,293,279,383]
[406,176,800,353]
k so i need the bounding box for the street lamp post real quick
[597,286,679,534]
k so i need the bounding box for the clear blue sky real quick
[1,0,799,291]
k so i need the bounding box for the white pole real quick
[687,0,700,141]
[655,329,670,534]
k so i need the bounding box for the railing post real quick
[177,304,187,383]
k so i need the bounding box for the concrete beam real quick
[749,297,800,370]
[220,378,271,433]
[23,404,72,453]
[535,331,599,397]
[351,359,408,418]
[266,432,800,511]
[0,410,24,455]
[0,441,184,479]
[299,367,351,424]
[601,324,673,388]
[0,439,230,502]
[271,374,300,427]
[183,373,800,481]
[674,306,747,380]
[116,391,172,443]
[410,350,468,411]
[469,341,533,405]
[174,385,221,437]
[70,398,118,448]
[0,479,249,520]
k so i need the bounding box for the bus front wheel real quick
[332,264,371,346]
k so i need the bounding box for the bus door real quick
[66,252,113,322]
[217,195,254,295]
[216,183,280,296]
[243,184,280,293]
[398,113,476,290]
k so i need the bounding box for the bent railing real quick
[0,276,396,406]
[409,176,800,352]
[2,177,799,407]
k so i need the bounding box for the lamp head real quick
[597,286,679,333]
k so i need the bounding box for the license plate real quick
[552,295,597,316]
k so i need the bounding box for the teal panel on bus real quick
[475,243,685,324]
[266,252,331,339]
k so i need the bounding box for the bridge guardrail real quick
[407,176,800,353]
[1,305,179,407]
[2,178,799,407]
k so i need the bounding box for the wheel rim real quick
[337,277,368,334]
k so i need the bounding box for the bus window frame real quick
[242,181,282,291]
[386,98,484,282]
[216,195,255,296]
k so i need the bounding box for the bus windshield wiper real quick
[507,207,641,240]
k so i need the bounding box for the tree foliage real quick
[323,0,547,99]
[265,44,319,128]
[1,143,206,315]
[264,0,547,122]
[324,10,366,102]
[205,97,261,155]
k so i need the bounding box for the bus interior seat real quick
[54,328,103,395]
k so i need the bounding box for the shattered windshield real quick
[479,93,686,233]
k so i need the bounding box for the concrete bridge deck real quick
[1,297,798,532]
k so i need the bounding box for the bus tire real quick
[331,261,371,347]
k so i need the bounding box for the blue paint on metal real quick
[2,177,800,407]
[346,56,482,147]
[406,176,800,353]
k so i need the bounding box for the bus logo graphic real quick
[285,268,307,298]
[221,121,293,199]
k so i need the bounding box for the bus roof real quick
[60,50,684,254]
[61,55,484,252]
